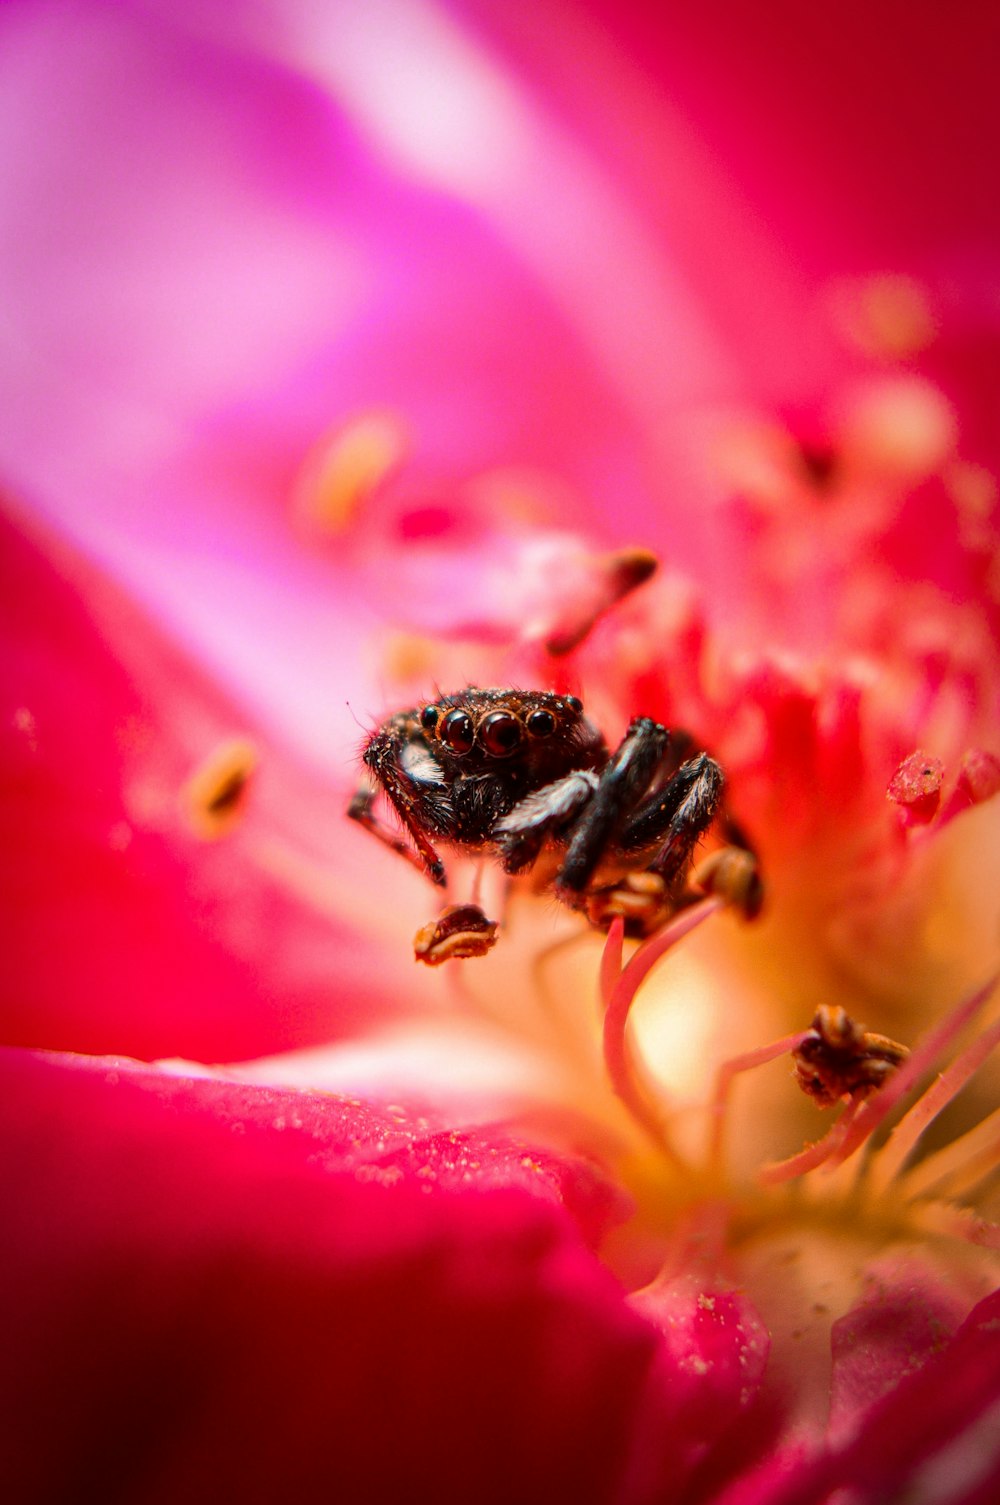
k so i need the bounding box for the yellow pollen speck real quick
[293,410,410,533]
[829,274,937,358]
[378,630,445,686]
[182,737,258,839]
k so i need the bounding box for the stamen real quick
[824,974,999,1172]
[708,1029,811,1171]
[758,1098,861,1186]
[413,904,499,966]
[599,915,625,1014]
[182,737,258,839]
[692,846,763,920]
[913,1202,1000,1253]
[792,1006,908,1108]
[544,546,658,656]
[887,751,944,827]
[867,1010,1000,1194]
[941,748,1000,824]
[601,897,722,1165]
[899,1104,1000,1203]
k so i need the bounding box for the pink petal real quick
[828,1254,979,1444]
[627,1273,772,1500]
[720,1286,1000,1505]
[0,504,426,1060]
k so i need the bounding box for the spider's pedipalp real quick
[493,769,599,874]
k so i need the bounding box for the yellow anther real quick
[294,410,410,532]
[182,737,258,839]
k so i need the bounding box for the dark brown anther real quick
[413,904,500,965]
[584,872,673,939]
[793,1005,908,1107]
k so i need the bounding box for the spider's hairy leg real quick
[621,751,725,883]
[349,770,447,886]
[556,717,670,897]
[493,769,600,875]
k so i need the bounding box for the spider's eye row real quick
[419,704,440,731]
[526,709,556,738]
[439,709,475,753]
[479,711,524,757]
[564,695,583,715]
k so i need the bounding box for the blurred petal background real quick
[4,0,996,752]
[3,3,1000,1498]
[3,0,998,1060]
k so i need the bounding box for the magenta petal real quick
[625,1273,772,1499]
[727,1289,1000,1505]
[1,1048,668,1504]
[829,1254,976,1442]
[0,506,423,1059]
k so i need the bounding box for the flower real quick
[3,1,1000,1502]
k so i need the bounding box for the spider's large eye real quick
[479,711,524,757]
[526,709,556,738]
[419,704,439,732]
[440,709,475,753]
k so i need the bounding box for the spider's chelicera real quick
[349,687,759,955]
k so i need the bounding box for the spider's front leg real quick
[555,716,671,900]
[620,750,725,885]
[493,769,601,875]
[348,773,448,886]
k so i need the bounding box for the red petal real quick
[0,1048,668,1504]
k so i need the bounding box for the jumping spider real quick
[349,688,759,958]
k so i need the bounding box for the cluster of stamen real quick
[594,900,1000,1245]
